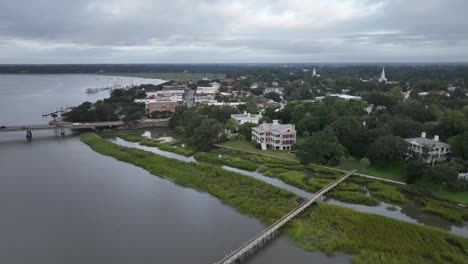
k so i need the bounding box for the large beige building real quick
[146,99,180,113]
[252,120,296,150]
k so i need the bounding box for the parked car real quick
[72,122,82,125]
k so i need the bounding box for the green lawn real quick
[220,140,299,161]
[100,72,226,83]
[414,181,468,204]
[334,158,407,182]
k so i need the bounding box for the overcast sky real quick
[0,0,467,63]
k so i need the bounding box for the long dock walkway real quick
[216,170,355,264]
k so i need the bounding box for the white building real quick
[197,86,219,95]
[231,111,262,125]
[312,67,320,77]
[459,172,468,181]
[379,67,387,83]
[252,120,296,150]
[405,132,451,163]
[315,94,362,101]
[195,94,217,104]
[263,87,284,95]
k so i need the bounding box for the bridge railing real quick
[216,170,355,264]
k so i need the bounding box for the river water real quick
[0,74,350,263]
[111,136,468,238]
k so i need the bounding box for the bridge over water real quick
[0,121,125,139]
[0,121,125,132]
[216,170,355,264]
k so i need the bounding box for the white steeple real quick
[379,67,387,83]
[312,67,317,76]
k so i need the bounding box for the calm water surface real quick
[0,75,349,263]
[112,136,468,238]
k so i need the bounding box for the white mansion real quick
[405,132,451,163]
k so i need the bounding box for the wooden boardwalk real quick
[216,170,355,264]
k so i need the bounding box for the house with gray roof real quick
[231,111,262,125]
[252,120,296,150]
[405,132,451,163]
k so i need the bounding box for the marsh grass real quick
[194,152,258,171]
[82,133,468,264]
[417,197,468,225]
[286,203,468,264]
[368,182,409,205]
[328,191,379,206]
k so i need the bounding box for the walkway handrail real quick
[216,170,355,264]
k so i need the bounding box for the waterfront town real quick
[2,0,468,263]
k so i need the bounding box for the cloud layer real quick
[1,0,467,63]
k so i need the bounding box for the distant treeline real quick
[1,64,468,79]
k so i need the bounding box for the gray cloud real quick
[0,0,467,63]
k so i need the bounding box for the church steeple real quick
[379,67,387,83]
[312,67,317,76]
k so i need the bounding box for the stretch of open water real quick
[0,74,350,263]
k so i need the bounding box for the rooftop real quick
[231,111,261,119]
[253,121,295,134]
[405,137,450,148]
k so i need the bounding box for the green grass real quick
[328,191,379,206]
[100,72,226,83]
[414,181,468,204]
[334,158,407,182]
[286,203,468,264]
[334,182,361,192]
[194,152,258,171]
[110,130,196,157]
[368,182,409,205]
[417,197,468,225]
[82,133,468,264]
[220,140,299,161]
[308,178,335,192]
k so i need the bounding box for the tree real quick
[389,117,422,138]
[150,110,173,119]
[190,119,224,150]
[435,110,467,139]
[392,100,436,123]
[296,128,346,165]
[182,110,205,137]
[330,116,367,157]
[264,92,282,102]
[364,93,397,108]
[449,131,468,160]
[225,118,239,133]
[366,135,407,167]
[238,123,256,140]
[423,162,459,186]
[169,105,188,128]
[406,158,429,184]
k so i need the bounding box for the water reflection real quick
[110,137,468,238]
[111,137,195,162]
